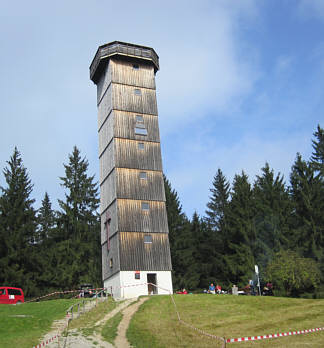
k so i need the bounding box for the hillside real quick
[127,294,324,348]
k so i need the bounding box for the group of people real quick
[207,283,222,294]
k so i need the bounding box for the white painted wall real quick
[104,271,173,299]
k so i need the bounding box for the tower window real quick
[144,235,153,244]
[135,127,148,136]
[141,202,149,211]
[134,89,141,96]
[138,142,145,150]
[109,258,113,268]
[133,64,140,70]
[136,115,144,123]
[139,172,147,180]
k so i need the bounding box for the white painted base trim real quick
[104,270,173,299]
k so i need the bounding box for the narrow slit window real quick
[109,258,113,268]
[134,89,141,96]
[133,64,139,70]
[139,172,147,180]
[144,235,153,244]
[141,202,149,211]
[136,115,144,123]
[138,142,145,150]
[135,127,148,136]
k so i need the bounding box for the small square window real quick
[134,89,141,96]
[135,127,148,136]
[136,115,144,123]
[135,272,140,279]
[133,64,139,70]
[141,202,149,211]
[138,142,145,150]
[144,235,153,243]
[139,172,147,179]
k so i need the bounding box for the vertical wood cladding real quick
[98,85,112,129]
[102,233,120,281]
[119,232,172,271]
[114,111,160,142]
[97,62,112,105]
[117,199,168,233]
[98,111,114,157]
[99,140,115,183]
[115,139,162,171]
[100,169,116,212]
[93,42,173,279]
[116,168,165,201]
[100,200,118,242]
[112,84,158,115]
[110,59,156,89]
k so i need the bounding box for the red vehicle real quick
[0,287,24,304]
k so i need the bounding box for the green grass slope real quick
[127,294,324,348]
[0,299,78,348]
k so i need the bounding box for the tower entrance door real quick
[147,273,158,295]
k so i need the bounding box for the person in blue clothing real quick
[209,283,216,294]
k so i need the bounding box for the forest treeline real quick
[167,125,324,298]
[0,125,323,298]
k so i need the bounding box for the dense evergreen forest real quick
[0,125,323,298]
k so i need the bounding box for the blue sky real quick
[0,1,323,218]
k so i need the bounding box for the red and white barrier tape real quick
[226,327,324,343]
[26,288,105,303]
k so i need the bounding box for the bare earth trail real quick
[43,297,148,348]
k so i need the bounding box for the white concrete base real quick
[104,270,173,299]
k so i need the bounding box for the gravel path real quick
[114,297,148,348]
[39,297,148,348]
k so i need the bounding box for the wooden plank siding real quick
[92,42,173,279]
[117,199,168,233]
[99,139,115,183]
[98,111,160,158]
[100,169,116,213]
[110,59,156,89]
[116,168,165,201]
[115,138,162,171]
[114,110,160,142]
[119,232,172,271]
[112,84,158,115]
[100,200,118,242]
[102,233,120,280]
[97,62,112,105]
[98,84,112,130]
[98,111,114,157]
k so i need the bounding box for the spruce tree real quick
[253,163,291,269]
[290,154,323,260]
[225,171,255,286]
[56,146,101,289]
[205,168,230,284]
[311,124,324,177]
[164,175,192,289]
[0,147,37,294]
[37,192,56,244]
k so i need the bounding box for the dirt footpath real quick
[41,297,148,348]
[114,297,148,348]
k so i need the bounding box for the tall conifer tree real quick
[253,163,291,269]
[225,172,255,286]
[0,147,37,294]
[56,146,101,288]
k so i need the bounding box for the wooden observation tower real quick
[90,41,173,298]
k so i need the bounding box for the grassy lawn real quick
[127,294,324,348]
[101,311,123,344]
[68,297,117,335]
[0,299,79,348]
